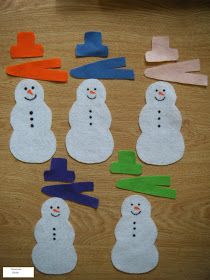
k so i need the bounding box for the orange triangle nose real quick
[27,89,33,95]
[159,91,164,96]
[53,209,60,213]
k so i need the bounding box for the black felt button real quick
[158,125,161,128]
[31,124,34,128]
[89,110,92,113]
[133,234,136,237]
[53,228,56,230]
[30,111,33,115]
[30,118,34,121]
[133,227,136,230]
[158,117,160,120]
[158,110,161,113]
[133,221,136,224]
[89,116,92,119]
[89,123,92,125]
[53,238,56,240]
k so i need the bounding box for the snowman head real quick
[14,79,44,105]
[145,81,177,106]
[121,195,151,217]
[41,197,70,220]
[76,79,106,103]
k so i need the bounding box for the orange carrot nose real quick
[90,90,96,94]
[158,91,165,96]
[134,206,140,211]
[27,89,33,95]
[53,209,60,213]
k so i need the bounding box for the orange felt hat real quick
[10,32,44,58]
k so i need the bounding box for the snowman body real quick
[66,79,114,163]
[9,79,56,163]
[32,198,77,274]
[136,81,184,165]
[32,219,77,274]
[111,195,159,274]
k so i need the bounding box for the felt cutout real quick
[32,197,77,274]
[111,195,159,273]
[42,182,99,209]
[145,36,179,62]
[6,58,68,82]
[116,176,176,199]
[44,158,75,182]
[10,32,44,58]
[110,150,142,175]
[70,57,135,80]
[136,81,185,165]
[10,79,56,163]
[144,59,208,86]
[66,79,114,163]
[76,31,108,57]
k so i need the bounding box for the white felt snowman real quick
[111,195,159,274]
[32,197,77,274]
[66,79,114,163]
[10,79,56,163]
[136,81,185,165]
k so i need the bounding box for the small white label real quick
[3,267,34,278]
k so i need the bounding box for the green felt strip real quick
[116,176,171,187]
[116,181,176,199]
[109,150,142,175]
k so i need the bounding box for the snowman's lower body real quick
[66,128,114,163]
[111,242,159,273]
[10,130,56,163]
[136,131,185,165]
[32,243,77,274]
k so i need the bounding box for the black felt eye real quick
[87,88,89,91]
[138,203,140,206]
[50,206,53,209]
[57,206,60,209]
[24,87,27,90]
[131,203,133,206]
[94,88,96,90]
[163,89,165,92]
[31,86,35,89]
[155,89,158,92]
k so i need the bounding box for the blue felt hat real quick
[44,158,75,182]
[76,31,108,57]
